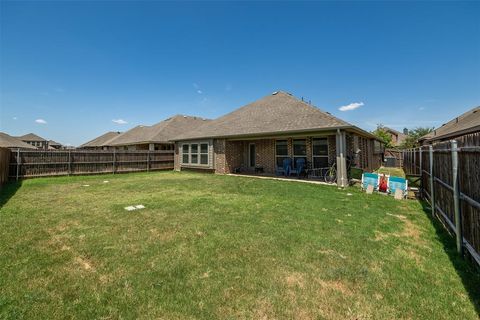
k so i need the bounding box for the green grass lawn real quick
[1,171,479,319]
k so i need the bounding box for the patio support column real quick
[336,129,348,188]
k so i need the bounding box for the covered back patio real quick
[222,130,364,187]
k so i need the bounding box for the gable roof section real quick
[79,131,123,148]
[174,91,375,140]
[421,106,480,142]
[0,132,37,149]
[48,140,62,147]
[107,115,210,146]
[17,133,47,141]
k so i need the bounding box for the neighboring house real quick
[48,140,63,150]
[105,115,210,150]
[78,131,123,150]
[0,132,37,149]
[382,127,407,146]
[419,106,480,145]
[16,133,49,149]
[172,91,383,187]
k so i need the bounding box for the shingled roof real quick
[79,131,123,148]
[421,106,480,142]
[48,140,62,147]
[17,133,47,141]
[0,132,37,149]
[107,115,210,146]
[174,91,374,140]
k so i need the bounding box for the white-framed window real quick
[275,140,288,168]
[293,139,307,168]
[181,142,210,165]
[200,143,208,164]
[312,138,329,168]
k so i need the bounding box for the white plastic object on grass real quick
[103,181,109,183]
[82,185,90,187]
[124,206,136,211]
[135,205,145,209]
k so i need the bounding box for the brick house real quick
[16,133,49,149]
[382,127,407,146]
[172,91,383,187]
[79,115,209,151]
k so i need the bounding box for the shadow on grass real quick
[420,201,480,315]
[0,180,22,210]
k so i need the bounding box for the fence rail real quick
[402,132,480,267]
[8,149,174,179]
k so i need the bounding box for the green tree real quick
[400,127,434,148]
[372,125,393,148]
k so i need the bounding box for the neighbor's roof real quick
[17,133,47,141]
[107,115,210,146]
[79,131,123,148]
[48,140,62,146]
[0,132,37,149]
[421,106,480,142]
[174,91,377,140]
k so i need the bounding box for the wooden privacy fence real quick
[384,149,403,167]
[8,149,174,179]
[402,132,480,266]
[0,147,11,185]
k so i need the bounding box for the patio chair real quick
[388,176,408,198]
[282,158,292,177]
[295,158,306,178]
[361,172,379,191]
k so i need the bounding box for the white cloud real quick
[13,117,17,120]
[339,102,364,112]
[197,90,203,94]
[35,119,47,124]
[112,119,127,125]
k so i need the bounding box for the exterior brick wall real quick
[175,132,380,175]
[328,136,336,165]
[251,139,276,173]
[214,139,226,174]
[225,140,244,173]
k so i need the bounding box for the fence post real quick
[68,150,72,175]
[429,145,435,216]
[147,150,150,172]
[451,140,463,255]
[16,149,20,181]
[413,148,416,175]
[419,147,423,198]
[113,149,116,174]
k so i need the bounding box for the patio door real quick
[249,143,256,167]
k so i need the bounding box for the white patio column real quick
[149,143,155,151]
[336,129,348,188]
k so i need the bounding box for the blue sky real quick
[1,1,479,146]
